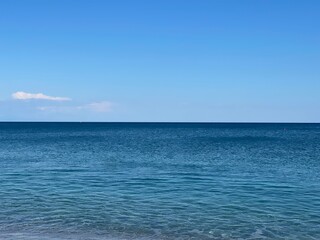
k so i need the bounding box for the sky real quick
[0,0,319,122]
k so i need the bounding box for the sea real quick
[0,122,319,239]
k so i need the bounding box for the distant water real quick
[0,123,320,240]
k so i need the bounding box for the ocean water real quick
[0,123,320,240]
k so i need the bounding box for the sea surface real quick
[0,123,320,240]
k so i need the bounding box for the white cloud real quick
[78,101,113,112]
[37,106,57,111]
[12,91,71,101]
[37,101,113,113]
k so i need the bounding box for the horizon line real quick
[0,121,319,124]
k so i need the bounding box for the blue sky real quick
[0,0,319,122]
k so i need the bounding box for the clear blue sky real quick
[1,0,319,122]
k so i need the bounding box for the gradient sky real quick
[1,0,319,122]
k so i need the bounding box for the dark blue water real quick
[0,123,320,239]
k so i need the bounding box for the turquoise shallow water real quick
[0,123,320,239]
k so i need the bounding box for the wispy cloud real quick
[37,101,113,113]
[37,106,60,111]
[78,101,113,112]
[12,91,71,101]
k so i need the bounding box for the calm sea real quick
[0,123,319,239]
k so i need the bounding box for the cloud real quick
[12,91,71,101]
[37,106,58,111]
[78,101,113,112]
[37,101,113,113]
